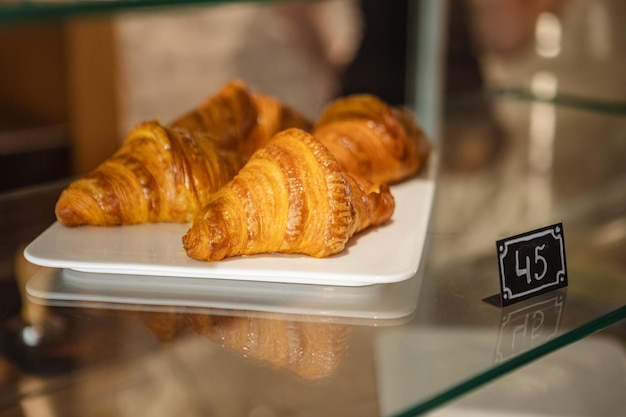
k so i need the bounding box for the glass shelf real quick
[1,0,625,414]
[1,94,625,416]
[377,93,626,415]
[0,0,260,25]
[489,87,626,117]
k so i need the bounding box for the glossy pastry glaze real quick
[182,128,395,261]
[313,94,430,184]
[171,80,311,158]
[55,81,311,227]
[55,121,246,226]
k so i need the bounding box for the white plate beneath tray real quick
[25,266,423,325]
[24,167,435,286]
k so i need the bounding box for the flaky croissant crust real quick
[55,121,245,226]
[182,128,395,262]
[55,81,311,227]
[314,94,430,184]
[171,80,311,158]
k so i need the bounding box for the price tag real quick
[496,223,568,307]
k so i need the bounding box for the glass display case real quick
[1,1,625,416]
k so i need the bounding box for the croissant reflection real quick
[55,81,311,227]
[139,310,351,380]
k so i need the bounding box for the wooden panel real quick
[0,22,68,125]
[65,17,120,175]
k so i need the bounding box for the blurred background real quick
[1,0,364,186]
[1,1,625,415]
[4,0,624,188]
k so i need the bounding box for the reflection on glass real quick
[136,310,352,381]
[528,101,555,173]
[535,12,561,58]
[527,71,557,222]
[591,217,626,248]
[587,2,612,60]
[530,71,558,100]
[495,292,565,363]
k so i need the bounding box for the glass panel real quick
[1,95,624,417]
[1,1,625,416]
[376,96,626,416]
[0,0,249,24]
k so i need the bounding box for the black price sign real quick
[496,223,567,307]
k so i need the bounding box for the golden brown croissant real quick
[186,313,351,380]
[55,121,246,226]
[56,81,310,227]
[182,128,395,262]
[313,94,430,184]
[244,92,313,157]
[170,80,311,158]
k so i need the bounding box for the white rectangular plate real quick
[24,167,435,286]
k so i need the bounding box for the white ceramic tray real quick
[25,266,423,325]
[24,165,435,286]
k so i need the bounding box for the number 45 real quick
[516,244,547,284]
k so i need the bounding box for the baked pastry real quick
[55,81,310,227]
[182,128,395,262]
[55,121,246,226]
[170,80,311,158]
[313,94,430,184]
[169,80,256,151]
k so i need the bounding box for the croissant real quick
[182,128,395,262]
[313,94,430,184]
[55,121,246,226]
[170,80,311,158]
[55,81,311,227]
[244,92,313,158]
